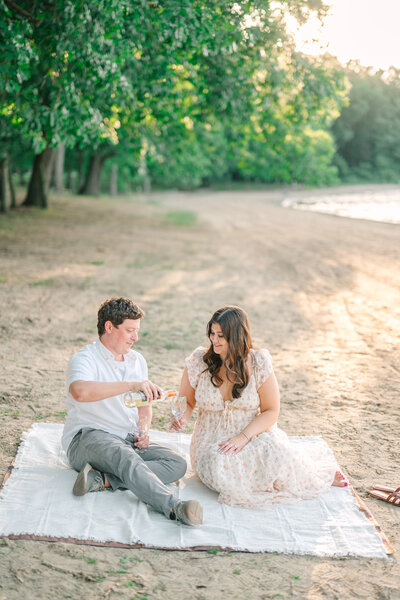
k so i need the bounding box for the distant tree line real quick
[2,1,399,212]
[331,63,400,183]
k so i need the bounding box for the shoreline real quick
[282,184,400,226]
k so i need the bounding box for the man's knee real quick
[69,428,128,474]
[169,451,187,480]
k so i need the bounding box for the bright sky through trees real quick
[288,0,400,69]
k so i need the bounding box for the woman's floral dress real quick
[186,347,338,509]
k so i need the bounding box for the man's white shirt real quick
[61,339,148,452]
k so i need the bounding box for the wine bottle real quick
[123,389,177,408]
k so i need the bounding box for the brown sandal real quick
[371,484,400,495]
[369,489,400,506]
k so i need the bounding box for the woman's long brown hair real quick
[203,306,253,399]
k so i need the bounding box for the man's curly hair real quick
[97,297,145,336]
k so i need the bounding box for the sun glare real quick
[288,0,400,70]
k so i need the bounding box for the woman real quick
[171,305,347,509]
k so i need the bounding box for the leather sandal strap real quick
[388,493,400,504]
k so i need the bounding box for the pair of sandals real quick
[369,484,400,506]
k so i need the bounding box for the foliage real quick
[1,0,133,152]
[331,64,400,183]
[1,0,349,201]
[130,4,347,189]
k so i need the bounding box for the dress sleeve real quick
[253,348,273,389]
[185,347,206,390]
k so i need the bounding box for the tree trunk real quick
[79,152,113,196]
[52,142,65,192]
[139,138,151,195]
[24,147,55,208]
[66,169,74,191]
[0,158,11,213]
[8,160,16,208]
[18,168,25,186]
[77,148,84,191]
[109,163,118,196]
[143,176,151,195]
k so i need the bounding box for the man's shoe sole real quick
[73,463,92,496]
[184,500,203,526]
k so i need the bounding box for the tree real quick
[104,1,346,190]
[1,0,135,206]
[1,0,348,203]
[332,63,400,182]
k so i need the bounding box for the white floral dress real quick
[186,347,338,509]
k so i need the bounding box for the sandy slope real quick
[0,186,399,599]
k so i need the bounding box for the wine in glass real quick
[136,415,149,453]
[171,395,187,426]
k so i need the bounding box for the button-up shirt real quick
[61,339,148,452]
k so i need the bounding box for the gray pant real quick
[67,428,187,518]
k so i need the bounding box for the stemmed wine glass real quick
[171,395,187,427]
[136,415,149,453]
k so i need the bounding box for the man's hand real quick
[134,433,150,449]
[132,380,163,402]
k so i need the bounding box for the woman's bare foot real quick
[332,471,348,487]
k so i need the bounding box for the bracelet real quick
[240,431,250,442]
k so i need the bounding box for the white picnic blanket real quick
[0,423,389,557]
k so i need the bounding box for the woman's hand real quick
[218,432,249,455]
[169,416,187,432]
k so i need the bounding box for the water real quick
[282,188,400,225]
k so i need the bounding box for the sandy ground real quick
[0,185,399,599]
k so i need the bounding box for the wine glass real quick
[171,395,187,426]
[136,415,149,453]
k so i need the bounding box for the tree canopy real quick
[1,0,349,208]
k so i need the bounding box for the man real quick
[61,297,203,526]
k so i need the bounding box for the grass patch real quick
[30,278,55,287]
[54,410,68,418]
[35,413,51,420]
[165,210,197,226]
[0,409,20,417]
[163,342,181,350]
[89,260,105,266]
